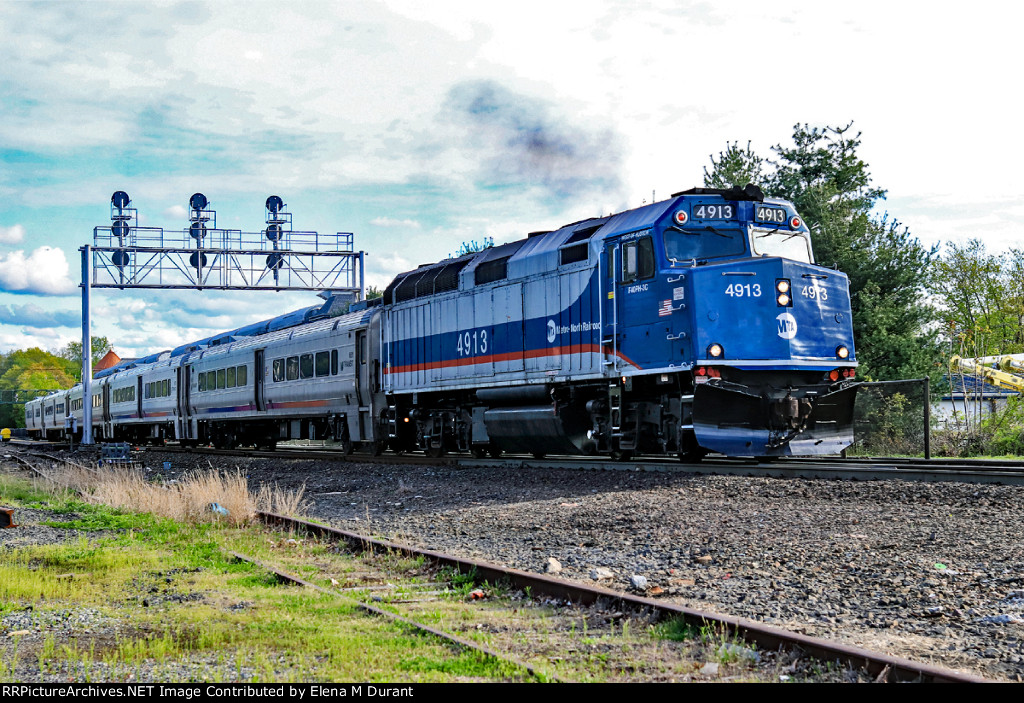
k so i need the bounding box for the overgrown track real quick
[257,511,989,683]
[227,549,560,682]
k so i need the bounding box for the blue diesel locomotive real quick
[380,184,857,459]
[26,185,857,460]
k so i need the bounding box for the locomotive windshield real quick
[751,228,813,263]
[663,226,746,263]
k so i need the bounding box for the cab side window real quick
[622,236,655,283]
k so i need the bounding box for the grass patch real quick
[653,617,703,642]
[41,509,150,532]
[0,474,54,505]
[0,472,521,683]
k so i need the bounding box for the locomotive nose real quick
[689,258,856,365]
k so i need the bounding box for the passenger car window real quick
[273,359,285,382]
[315,351,330,377]
[300,354,313,379]
[237,366,247,386]
[286,357,299,381]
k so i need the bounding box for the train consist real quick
[26,185,858,459]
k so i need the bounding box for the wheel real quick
[426,443,446,458]
[488,445,503,458]
[471,447,488,459]
[678,442,707,463]
[531,452,546,460]
[370,439,385,456]
[678,432,706,464]
[340,438,353,456]
[610,449,634,461]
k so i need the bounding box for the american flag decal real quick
[659,299,673,317]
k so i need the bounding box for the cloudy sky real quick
[1,0,1021,358]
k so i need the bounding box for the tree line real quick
[0,337,111,428]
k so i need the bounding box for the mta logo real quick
[776,312,797,340]
[547,319,557,344]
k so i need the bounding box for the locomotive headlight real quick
[836,345,850,360]
[707,343,723,358]
[776,279,792,306]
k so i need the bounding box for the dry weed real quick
[45,462,306,526]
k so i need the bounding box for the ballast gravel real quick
[212,454,1024,682]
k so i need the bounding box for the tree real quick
[57,336,113,380]
[934,241,1024,357]
[705,123,942,381]
[0,348,78,428]
[365,286,383,300]
[703,141,764,190]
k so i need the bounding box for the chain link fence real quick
[848,378,932,458]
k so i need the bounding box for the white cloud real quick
[0,328,65,351]
[72,287,331,358]
[0,247,78,296]
[363,252,414,290]
[0,225,25,244]
[370,217,421,229]
[163,204,188,220]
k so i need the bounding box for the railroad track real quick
[14,437,1024,486]
[256,510,988,683]
[17,437,1024,480]
[130,442,1024,485]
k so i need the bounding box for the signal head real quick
[111,191,130,209]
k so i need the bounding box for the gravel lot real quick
[6,446,1024,682]
[130,449,1024,682]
